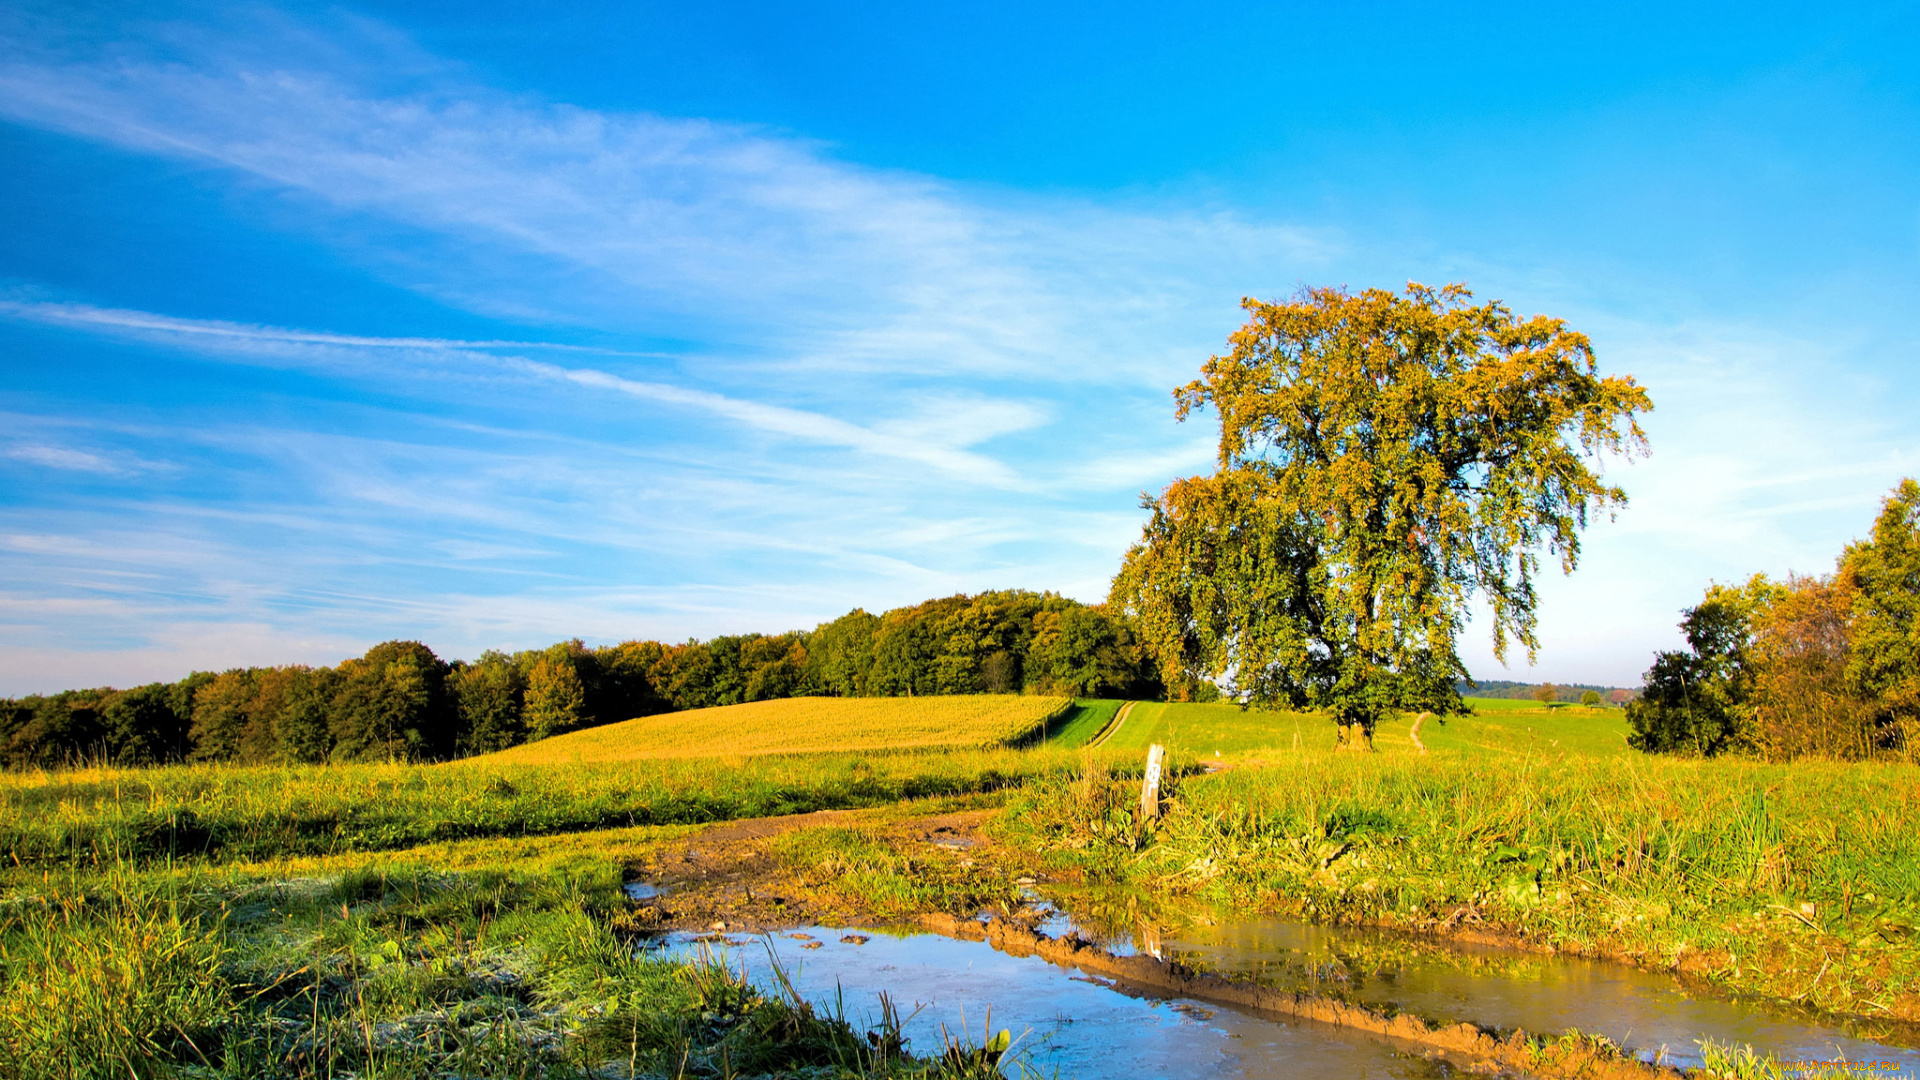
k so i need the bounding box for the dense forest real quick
[0,590,1163,769]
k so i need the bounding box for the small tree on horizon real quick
[1112,282,1650,746]
[1581,689,1602,707]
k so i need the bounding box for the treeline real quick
[1629,478,1919,761]
[0,590,1160,770]
[1458,680,1636,704]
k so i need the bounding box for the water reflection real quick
[1152,914,1920,1073]
[655,928,1469,1079]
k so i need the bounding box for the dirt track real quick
[623,804,1016,934]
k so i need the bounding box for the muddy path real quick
[621,801,1045,934]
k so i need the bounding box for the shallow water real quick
[1071,910,1920,1073]
[638,884,1919,1078]
[656,928,1467,1079]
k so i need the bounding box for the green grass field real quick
[1079,697,1632,761]
[1425,700,1634,757]
[0,748,1085,869]
[1042,698,1124,747]
[1098,701,1316,756]
[4,691,1916,1078]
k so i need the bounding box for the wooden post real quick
[1140,743,1165,820]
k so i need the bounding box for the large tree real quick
[1842,477,1920,756]
[1113,283,1650,744]
[1626,576,1779,756]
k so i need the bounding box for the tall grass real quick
[0,860,988,1079]
[0,748,1089,868]
[0,880,231,1078]
[1000,750,1920,1021]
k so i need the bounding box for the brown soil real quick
[618,804,1034,935]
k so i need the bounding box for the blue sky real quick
[1,1,1916,694]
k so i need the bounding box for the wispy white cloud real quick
[4,443,123,474]
[0,298,664,355]
[0,21,1334,381]
[0,298,1035,485]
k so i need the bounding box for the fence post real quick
[1140,743,1165,820]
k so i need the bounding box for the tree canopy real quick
[1112,282,1650,741]
[1626,575,1781,756]
[1842,478,1920,749]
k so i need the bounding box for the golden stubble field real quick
[478,693,1073,764]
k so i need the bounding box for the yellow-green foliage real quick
[479,694,1070,765]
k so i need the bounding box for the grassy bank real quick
[0,742,1077,1079]
[998,744,1920,1026]
[0,851,991,1079]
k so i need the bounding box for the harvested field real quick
[480,694,1072,764]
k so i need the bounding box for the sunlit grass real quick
[0,746,1089,869]
[1042,699,1124,748]
[999,745,1920,1023]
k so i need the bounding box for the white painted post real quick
[1140,743,1165,820]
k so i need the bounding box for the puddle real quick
[925,826,976,850]
[624,881,668,902]
[1153,916,1920,1073]
[655,928,1469,1078]
[631,877,1918,1076]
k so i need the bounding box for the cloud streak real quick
[0,20,1333,380]
[0,298,1033,484]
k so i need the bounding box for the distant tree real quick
[1,693,107,767]
[100,682,194,764]
[593,640,670,721]
[743,654,800,701]
[1841,478,1920,758]
[1027,605,1157,697]
[275,667,338,764]
[1113,283,1650,746]
[1745,573,1877,760]
[328,641,452,761]
[190,669,258,761]
[803,610,880,696]
[869,596,970,697]
[453,652,525,754]
[1627,576,1781,755]
[524,656,588,742]
[1580,689,1602,707]
[1533,683,1559,706]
